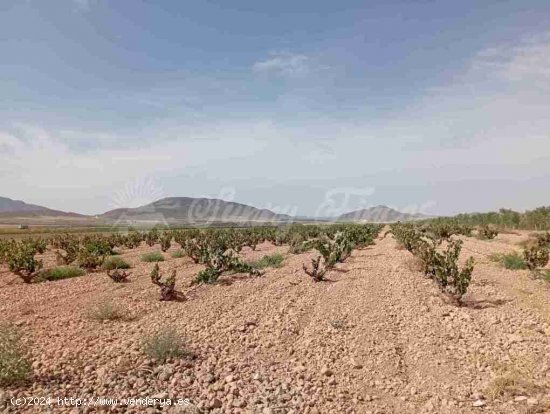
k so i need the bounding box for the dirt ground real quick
[1,231,549,413]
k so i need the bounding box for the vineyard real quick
[0,224,383,289]
[1,222,550,413]
[444,207,550,231]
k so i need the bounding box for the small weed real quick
[534,269,550,282]
[141,252,165,263]
[37,265,86,281]
[142,328,188,362]
[485,358,539,401]
[491,252,527,270]
[0,324,31,386]
[329,318,348,330]
[486,370,538,400]
[101,256,130,270]
[171,249,185,258]
[248,253,284,269]
[87,300,129,322]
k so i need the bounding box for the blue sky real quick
[1,0,549,216]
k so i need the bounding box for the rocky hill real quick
[101,197,292,223]
[338,205,427,222]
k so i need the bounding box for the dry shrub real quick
[486,362,540,400]
[87,300,131,322]
[142,328,189,362]
[487,372,537,399]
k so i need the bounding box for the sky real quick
[0,0,549,217]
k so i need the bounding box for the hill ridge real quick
[0,196,84,217]
[338,205,427,222]
[100,196,292,223]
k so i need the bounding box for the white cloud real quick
[382,32,550,152]
[252,52,311,77]
[471,32,550,84]
[2,104,547,215]
[0,123,272,214]
[1,33,549,216]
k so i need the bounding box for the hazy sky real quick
[1,0,549,216]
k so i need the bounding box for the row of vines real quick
[390,221,550,304]
[0,224,383,299]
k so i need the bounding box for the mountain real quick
[101,197,292,223]
[337,205,427,223]
[0,196,84,217]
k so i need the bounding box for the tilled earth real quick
[1,231,550,413]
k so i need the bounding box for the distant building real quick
[18,224,29,230]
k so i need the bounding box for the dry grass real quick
[329,318,348,330]
[0,323,31,385]
[517,405,549,414]
[87,300,131,322]
[486,373,534,399]
[486,361,540,400]
[142,327,189,362]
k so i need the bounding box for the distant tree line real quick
[450,207,550,230]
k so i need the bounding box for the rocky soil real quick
[1,231,549,413]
